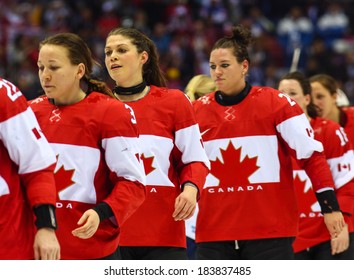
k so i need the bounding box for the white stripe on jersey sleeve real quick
[0,107,56,174]
[276,114,324,160]
[102,136,146,185]
[175,123,210,168]
[327,150,354,189]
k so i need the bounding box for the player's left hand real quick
[173,184,198,221]
[72,209,100,239]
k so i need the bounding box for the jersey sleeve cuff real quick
[315,189,341,214]
[93,202,114,222]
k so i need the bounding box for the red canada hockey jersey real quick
[338,106,354,243]
[118,85,210,247]
[29,92,146,259]
[0,78,56,259]
[292,117,354,253]
[340,107,354,144]
[193,87,335,242]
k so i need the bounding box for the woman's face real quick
[310,81,337,118]
[105,34,147,87]
[278,79,310,113]
[209,48,248,95]
[37,44,84,105]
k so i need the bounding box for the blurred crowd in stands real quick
[1,0,354,103]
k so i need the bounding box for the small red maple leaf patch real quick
[141,153,156,175]
[211,141,259,186]
[54,164,75,194]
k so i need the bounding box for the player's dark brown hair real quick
[107,27,167,87]
[212,24,252,65]
[40,32,114,97]
[309,74,338,96]
[279,71,318,118]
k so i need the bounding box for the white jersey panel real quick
[327,150,354,189]
[102,136,146,185]
[276,114,324,160]
[0,176,10,196]
[203,135,280,187]
[52,143,99,204]
[175,123,210,169]
[0,107,56,174]
[138,134,175,186]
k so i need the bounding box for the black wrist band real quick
[34,204,57,230]
[315,189,341,214]
[93,202,114,222]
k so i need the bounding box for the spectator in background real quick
[41,0,71,33]
[199,0,228,30]
[278,71,354,259]
[305,37,334,78]
[189,19,217,75]
[0,77,60,260]
[305,36,348,85]
[246,5,275,37]
[151,22,172,58]
[166,0,193,35]
[1,1,354,110]
[317,2,349,48]
[96,1,120,39]
[276,5,314,70]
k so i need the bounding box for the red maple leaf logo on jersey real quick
[54,163,75,195]
[293,172,316,212]
[210,141,260,186]
[141,153,156,175]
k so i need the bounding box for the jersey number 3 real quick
[125,104,137,124]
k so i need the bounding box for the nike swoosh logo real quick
[201,128,211,136]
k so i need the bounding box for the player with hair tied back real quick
[193,24,345,260]
[29,32,146,260]
[104,27,210,260]
[0,77,60,260]
[278,71,354,259]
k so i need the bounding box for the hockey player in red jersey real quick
[105,27,210,260]
[193,24,345,260]
[0,77,60,260]
[310,73,354,257]
[278,71,354,259]
[30,33,146,260]
[184,74,217,260]
[310,74,354,145]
